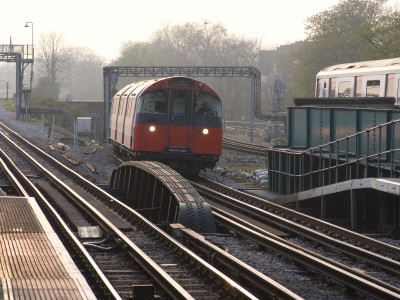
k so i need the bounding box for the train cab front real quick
[118,76,223,176]
[162,79,222,173]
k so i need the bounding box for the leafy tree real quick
[113,41,171,66]
[360,10,400,59]
[291,0,389,97]
[265,43,300,111]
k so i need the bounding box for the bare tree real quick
[150,21,261,66]
[150,22,261,120]
[36,31,67,99]
[112,21,262,121]
[60,46,105,100]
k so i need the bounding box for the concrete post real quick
[250,74,254,143]
[350,189,357,230]
[104,74,110,143]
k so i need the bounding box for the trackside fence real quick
[267,119,400,195]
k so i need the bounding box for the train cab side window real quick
[366,80,380,97]
[138,91,166,114]
[196,93,221,117]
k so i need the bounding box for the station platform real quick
[271,177,400,205]
[243,178,400,232]
[0,196,96,299]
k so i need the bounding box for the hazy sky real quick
[2,0,396,62]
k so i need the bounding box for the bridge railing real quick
[0,44,33,61]
[267,119,400,194]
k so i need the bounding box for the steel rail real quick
[191,180,400,277]
[0,128,198,299]
[0,148,30,197]
[172,225,304,300]
[211,207,400,298]
[0,122,258,300]
[222,137,267,155]
[0,132,122,299]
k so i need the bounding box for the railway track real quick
[113,136,400,297]
[3,118,400,298]
[0,133,120,298]
[100,135,400,298]
[222,137,267,155]
[190,176,400,298]
[0,122,301,299]
[194,177,400,261]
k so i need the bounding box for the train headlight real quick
[202,128,209,135]
[149,125,156,132]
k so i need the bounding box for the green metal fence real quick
[267,119,400,195]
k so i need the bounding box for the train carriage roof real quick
[115,76,219,97]
[316,57,400,78]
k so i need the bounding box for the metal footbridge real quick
[267,99,400,233]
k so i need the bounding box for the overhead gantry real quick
[103,66,278,142]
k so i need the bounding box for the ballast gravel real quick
[1,106,399,299]
[0,106,117,185]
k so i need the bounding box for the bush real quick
[31,97,89,120]
[1,98,16,112]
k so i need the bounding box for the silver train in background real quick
[315,57,400,103]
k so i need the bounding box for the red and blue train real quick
[109,76,222,175]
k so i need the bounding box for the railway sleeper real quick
[35,180,101,238]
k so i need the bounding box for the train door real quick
[393,74,400,104]
[116,95,128,144]
[167,89,193,150]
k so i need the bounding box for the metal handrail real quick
[0,44,33,61]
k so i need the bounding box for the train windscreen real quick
[196,93,221,117]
